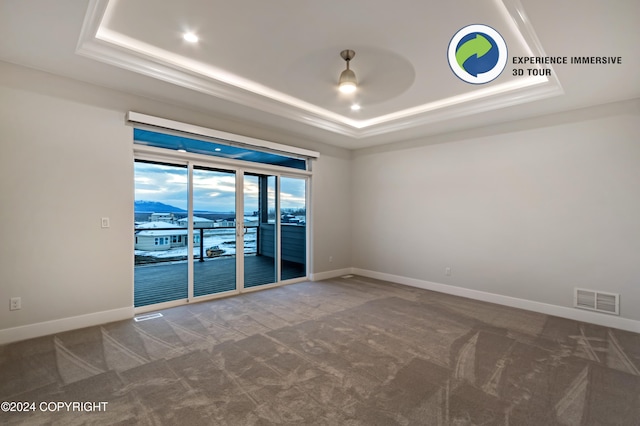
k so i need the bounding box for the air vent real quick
[134,312,163,322]
[574,288,619,315]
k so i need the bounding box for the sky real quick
[134,162,306,214]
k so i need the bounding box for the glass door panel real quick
[135,155,310,309]
[244,173,278,288]
[134,161,188,307]
[193,166,236,297]
[280,177,307,280]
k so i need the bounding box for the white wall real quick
[311,152,353,275]
[352,99,640,323]
[0,72,134,336]
[0,62,352,342]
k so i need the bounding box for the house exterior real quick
[176,216,215,228]
[149,212,175,222]
[214,218,236,228]
[134,221,188,251]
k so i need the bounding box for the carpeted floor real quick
[1,276,639,425]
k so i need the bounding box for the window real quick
[154,237,169,246]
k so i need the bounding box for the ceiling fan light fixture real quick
[183,32,199,43]
[338,49,357,94]
[339,70,357,93]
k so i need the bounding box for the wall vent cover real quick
[134,312,163,322]
[574,288,619,315]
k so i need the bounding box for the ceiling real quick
[0,0,638,149]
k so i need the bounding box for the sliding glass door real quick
[280,176,307,280]
[192,166,237,297]
[243,173,278,289]
[134,159,308,309]
[134,161,188,307]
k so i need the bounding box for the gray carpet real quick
[1,276,639,425]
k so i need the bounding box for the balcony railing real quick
[133,223,307,307]
[134,223,305,265]
[134,225,257,265]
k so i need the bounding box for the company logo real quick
[448,24,507,84]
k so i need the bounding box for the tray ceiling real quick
[1,0,638,148]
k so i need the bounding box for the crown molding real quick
[77,0,563,140]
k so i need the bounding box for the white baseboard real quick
[351,268,640,333]
[310,268,353,282]
[3,269,637,345]
[0,306,134,345]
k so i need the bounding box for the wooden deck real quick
[134,255,305,307]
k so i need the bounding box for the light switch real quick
[101,217,110,228]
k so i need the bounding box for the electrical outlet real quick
[10,297,21,311]
[445,267,451,276]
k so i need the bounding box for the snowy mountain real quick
[134,200,186,213]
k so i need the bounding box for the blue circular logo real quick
[448,25,507,84]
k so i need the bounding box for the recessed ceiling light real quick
[351,104,361,111]
[183,32,199,43]
[214,148,221,152]
[177,149,187,153]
